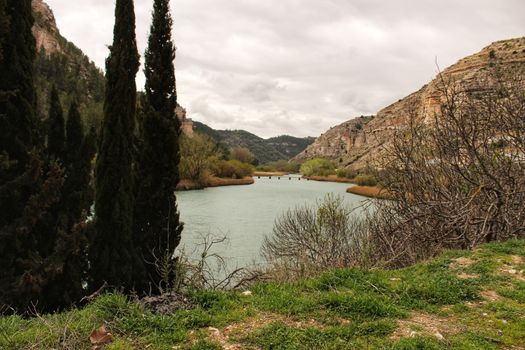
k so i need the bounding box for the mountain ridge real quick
[294,37,525,169]
[193,121,315,164]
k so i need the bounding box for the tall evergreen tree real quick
[65,101,83,165]
[65,101,95,222]
[0,0,8,62]
[47,86,65,159]
[0,0,36,162]
[40,102,95,310]
[134,0,183,292]
[91,0,142,291]
[0,0,66,312]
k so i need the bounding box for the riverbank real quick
[347,185,392,199]
[253,171,289,177]
[176,176,254,191]
[3,239,525,349]
[304,175,355,183]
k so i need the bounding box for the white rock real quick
[241,290,253,297]
[434,332,445,341]
[208,327,220,334]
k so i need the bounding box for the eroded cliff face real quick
[294,37,525,170]
[32,0,62,54]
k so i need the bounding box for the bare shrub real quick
[262,194,372,278]
[368,66,525,267]
[154,234,249,292]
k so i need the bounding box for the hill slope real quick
[194,121,315,164]
[294,37,525,170]
[32,0,105,129]
[2,239,525,349]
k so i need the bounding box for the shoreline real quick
[176,176,254,191]
[253,171,289,177]
[304,175,356,184]
[347,185,392,199]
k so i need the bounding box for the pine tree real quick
[47,86,65,159]
[134,0,183,293]
[91,0,142,291]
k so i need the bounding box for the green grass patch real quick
[3,240,525,349]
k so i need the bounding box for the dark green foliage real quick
[0,0,8,62]
[46,86,64,159]
[32,7,105,130]
[28,103,96,312]
[0,0,44,312]
[193,121,315,164]
[91,0,141,291]
[63,101,96,228]
[34,49,104,131]
[0,0,36,161]
[134,0,183,293]
[65,101,83,164]
[266,135,316,159]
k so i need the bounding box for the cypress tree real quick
[0,0,67,312]
[65,101,83,165]
[41,103,95,310]
[91,0,141,291]
[0,0,8,62]
[134,0,183,293]
[0,0,37,306]
[47,86,65,159]
[65,102,95,222]
[0,0,36,162]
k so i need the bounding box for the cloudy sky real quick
[45,0,524,138]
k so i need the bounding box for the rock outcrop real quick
[294,37,525,170]
[32,0,62,54]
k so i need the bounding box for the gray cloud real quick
[46,0,525,138]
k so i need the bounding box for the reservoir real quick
[177,176,366,270]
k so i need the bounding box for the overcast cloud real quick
[45,0,525,138]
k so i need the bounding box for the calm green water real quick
[176,176,366,269]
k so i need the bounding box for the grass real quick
[2,240,525,349]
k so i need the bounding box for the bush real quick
[256,164,276,172]
[262,194,370,278]
[212,160,254,179]
[229,147,254,164]
[299,158,336,177]
[180,133,223,182]
[336,168,357,179]
[257,160,302,174]
[355,175,378,186]
[367,68,525,267]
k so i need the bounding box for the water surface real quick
[177,176,366,269]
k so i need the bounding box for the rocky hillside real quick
[194,121,315,164]
[32,0,105,128]
[294,37,525,170]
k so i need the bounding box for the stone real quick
[293,38,525,171]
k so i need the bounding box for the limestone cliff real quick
[32,0,62,54]
[294,37,525,170]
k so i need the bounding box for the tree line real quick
[0,0,183,313]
